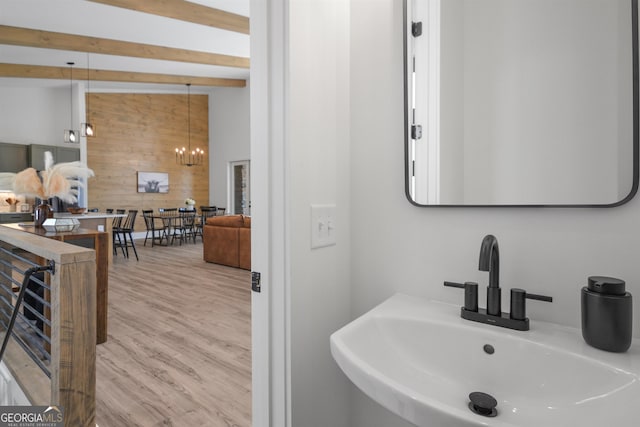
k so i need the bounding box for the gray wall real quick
[288,0,354,425]
[209,85,251,209]
[0,85,79,147]
[349,0,640,426]
[461,0,624,204]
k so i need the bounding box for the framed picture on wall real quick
[137,171,169,193]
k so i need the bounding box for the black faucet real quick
[444,234,553,331]
[478,234,501,315]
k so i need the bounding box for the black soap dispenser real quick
[581,276,632,352]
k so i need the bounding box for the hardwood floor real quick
[96,240,251,427]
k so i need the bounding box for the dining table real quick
[151,210,199,245]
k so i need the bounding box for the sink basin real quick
[330,293,640,427]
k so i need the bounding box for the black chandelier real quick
[175,84,205,166]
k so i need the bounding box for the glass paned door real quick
[229,160,250,215]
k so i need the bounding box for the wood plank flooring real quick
[95,240,251,427]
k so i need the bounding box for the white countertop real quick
[54,212,126,219]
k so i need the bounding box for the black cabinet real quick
[29,145,80,171]
[0,213,32,224]
[0,143,28,173]
[55,146,81,163]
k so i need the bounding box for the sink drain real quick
[468,391,498,417]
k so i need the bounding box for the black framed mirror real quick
[404,0,639,207]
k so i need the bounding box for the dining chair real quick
[158,208,178,245]
[112,209,126,256]
[142,209,163,247]
[172,208,197,245]
[195,206,218,242]
[113,210,139,260]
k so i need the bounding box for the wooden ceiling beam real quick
[87,0,250,35]
[0,25,249,69]
[0,63,246,87]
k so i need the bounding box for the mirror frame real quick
[404,0,640,207]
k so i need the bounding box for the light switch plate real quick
[311,204,336,249]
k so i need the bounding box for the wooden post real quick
[50,256,96,427]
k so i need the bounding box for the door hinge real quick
[411,124,423,140]
[412,21,423,37]
[251,271,261,293]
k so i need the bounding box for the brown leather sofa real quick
[203,214,251,270]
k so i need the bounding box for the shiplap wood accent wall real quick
[87,93,209,231]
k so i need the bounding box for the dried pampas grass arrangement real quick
[0,151,94,203]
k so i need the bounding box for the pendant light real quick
[63,62,79,143]
[175,84,205,166]
[81,53,95,137]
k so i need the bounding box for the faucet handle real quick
[444,281,466,289]
[510,288,553,321]
[444,281,479,312]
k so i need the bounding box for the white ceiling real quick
[0,0,250,91]
[186,0,249,16]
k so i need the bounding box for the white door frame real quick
[250,0,290,426]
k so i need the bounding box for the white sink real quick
[330,293,640,427]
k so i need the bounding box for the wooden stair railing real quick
[0,225,96,427]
